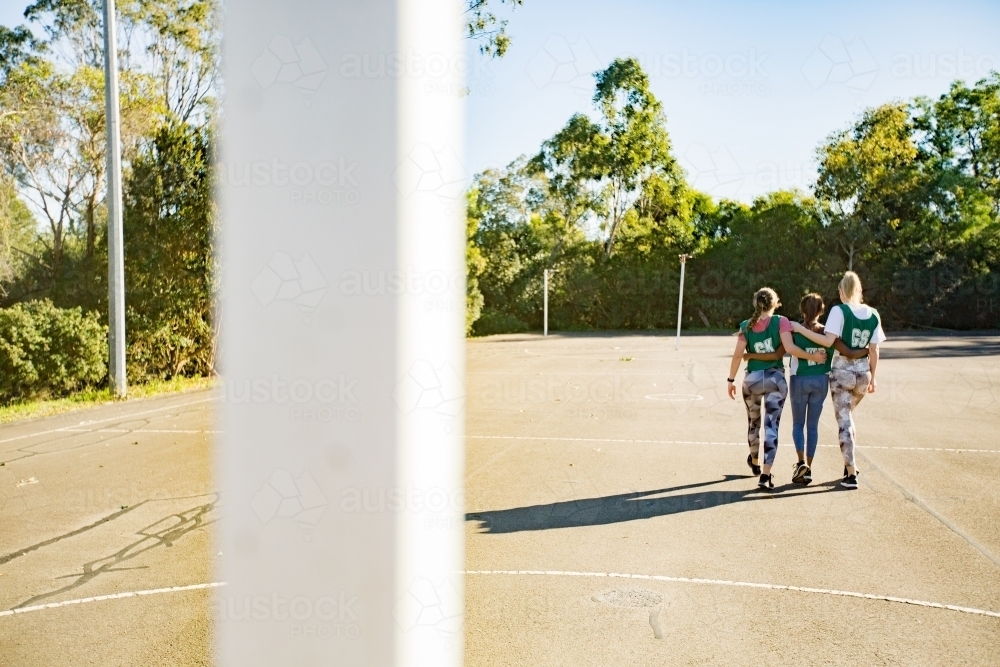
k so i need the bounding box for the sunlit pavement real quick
[0,391,218,666]
[464,333,1000,666]
[2,334,999,666]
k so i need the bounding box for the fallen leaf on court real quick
[620,357,633,361]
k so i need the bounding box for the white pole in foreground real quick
[675,254,690,350]
[102,0,126,397]
[543,269,549,336]
[219,2,464,665]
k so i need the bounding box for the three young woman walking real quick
[727,271,885,489]
[726,288,827,490]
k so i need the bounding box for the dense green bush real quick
[467,70,1000,334]
[122,123,216,380]
[0,300,107,402]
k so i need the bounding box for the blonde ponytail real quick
[839,271,863,304]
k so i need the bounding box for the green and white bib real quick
[740,316,784,372]
[791,330,832,376]
[839,304,879,352]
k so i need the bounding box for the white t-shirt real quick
[824,303,886,346]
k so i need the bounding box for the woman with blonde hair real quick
[790,271,886,489]
[727,287,827,490]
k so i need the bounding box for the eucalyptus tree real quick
[466,0,524,57]
[814,103,924,271]
[591,58,677,257]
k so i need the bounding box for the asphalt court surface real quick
[464,333,1000,666]
[1,333,998,665]
[0,392,217,666]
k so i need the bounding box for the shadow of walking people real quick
[467,475,839,534]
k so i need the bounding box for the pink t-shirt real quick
[736,315,792,343]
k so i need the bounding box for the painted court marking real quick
[58,428,222,435]
[5,573,998,621]
[464,570,1000,619]
[0,582,227,618]
[644,394,704,402]
[467,435,1000,454]
[0,397,216,446]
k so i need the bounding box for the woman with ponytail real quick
[784,293,834,485]
[727,288,827,490]
[789,271,885,489]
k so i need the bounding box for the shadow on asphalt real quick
[880,340,1000,359]
[10,496,217,610]
[467,476,845,534]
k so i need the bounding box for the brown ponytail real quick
[748,287,779,328]
[800,293,825,328]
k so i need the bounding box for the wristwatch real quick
[727,378,735,383]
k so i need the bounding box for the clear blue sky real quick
[3,0,997,203]
[465,0,1000,202]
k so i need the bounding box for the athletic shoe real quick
[841,474,858,489]
[747,454,761,476]
[792,462,809,484]
[758,473,774,490]
[803,467,813,485]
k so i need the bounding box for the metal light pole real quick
[543,269,550,336]
[675,254,690,350]
[102,0,126,396]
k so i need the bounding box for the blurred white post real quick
[675,254,690,350]
[218,2,464,666]
[543,269,549,336]
[102,0,126,397]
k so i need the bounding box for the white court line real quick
[0,397,216,445]
[6,573,998,621]
[466,435,1000,454]
[58,428,222,435]
[0,582,227,618]
[464,570,1000,619]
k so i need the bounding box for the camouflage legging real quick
[829,356,872,468]
[742,369,788,466]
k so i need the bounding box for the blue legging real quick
[789,374,829,459]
